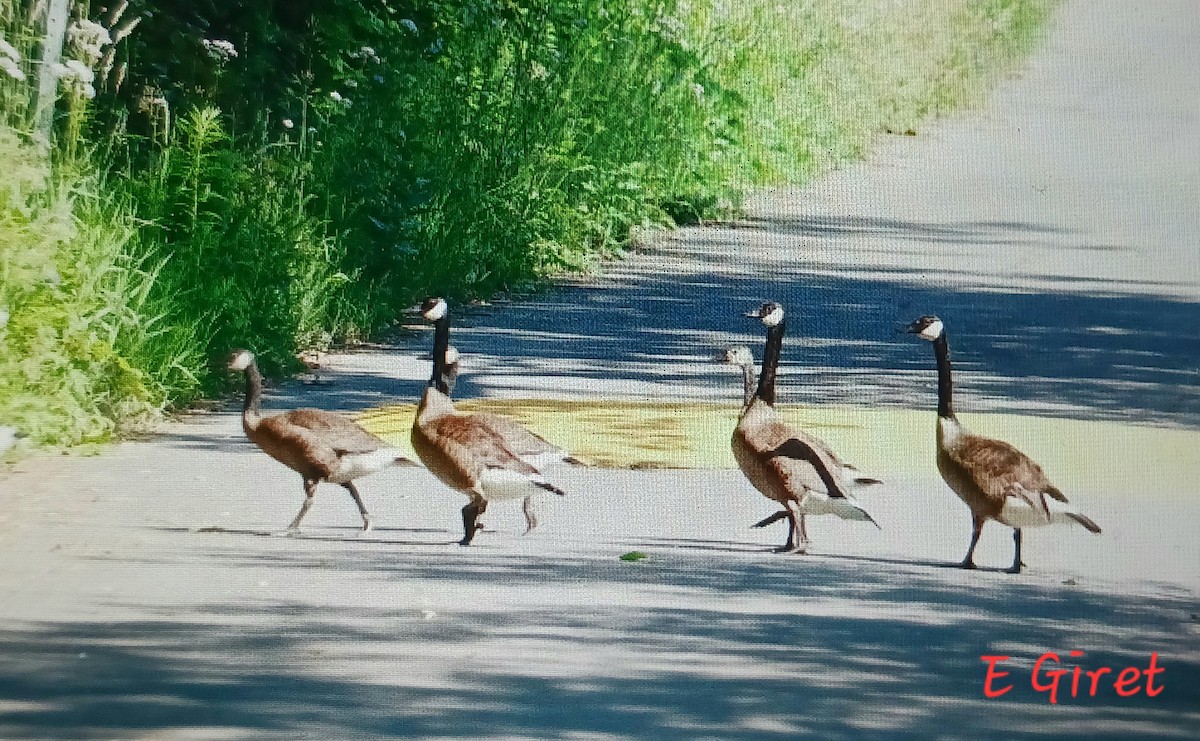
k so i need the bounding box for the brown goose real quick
[410,298,567,545]
[903,315,1101,573]
[227,349,415,533]
[718,344,882,538]
[436,342,584,530]
[732,303,878,553]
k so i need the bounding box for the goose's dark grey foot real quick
[522,496,538,535]
[958,558,977,570]
[1006,529,1023,574]
[752,511,789,529]
[459,501,487,546]
[288,479,318,533]
[774,544,807,554]
[342,482,372,532]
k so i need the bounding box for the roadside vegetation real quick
[0,0,1055,452]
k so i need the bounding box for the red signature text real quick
[981,652,1165,704]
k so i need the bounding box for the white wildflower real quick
[64,59,94,83]
[0,37,19,61]
[307,126,317,134]
[80,83,96,99]
[202,39,238,62]
[68,19,111,63]
[0,56,23,81]
[399,19,418,34]
[690,82,705,100]
[530,61,548,80]
[361,46,376,57]
[345,79,358,88]
[50,62,69,78]
[330,90,343,102]
[282,118,294,129]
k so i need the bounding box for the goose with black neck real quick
[227,349,415,533]
[410,298,569,545]
[730,302,880,553]
[903,315,1101,574]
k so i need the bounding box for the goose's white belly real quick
[476,468,551,502]
[328,448,402,483]
[788,492,875,522]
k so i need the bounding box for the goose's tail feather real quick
[534,479,567,497]
[1066,512,1102,534]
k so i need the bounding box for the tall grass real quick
[0,126,168,448]
[1,0,1057,453]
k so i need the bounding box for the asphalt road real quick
[1,1,1198,739]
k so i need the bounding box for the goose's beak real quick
[743,309,762,319]
[899,320,922,334]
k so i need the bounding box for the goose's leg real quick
[960,514,985,569]
[459,498,487,546]
[1006,528,1023,574]
[288,478,318,534]
[774,512,804,553]
[342,481,372,532]
[798,514,810,551]
[522,496,538,534]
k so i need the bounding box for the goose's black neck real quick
[755,319,786,406]
[933,333,955,420]
[243,359,263,417]
[429,312,452,394]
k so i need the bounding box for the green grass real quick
[0,0,1059,453]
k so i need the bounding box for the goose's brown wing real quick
[427,414,538,475]
[739,405,848,499]
[252,415,339,478]
[471,412,560,458]
[953,434,1062,501]
[282,408,388,455]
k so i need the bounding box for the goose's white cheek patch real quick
[918,319,944,340]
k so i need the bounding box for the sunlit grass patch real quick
[358,399,1200,497]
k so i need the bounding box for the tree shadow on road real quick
[0,544,1196,740]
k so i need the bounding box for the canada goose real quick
[731,303,879,553]
[435,342,583,531]
[903,316,1101,573]
[718,346,758,409]
[718,344,882,539]
[411,298,567,545]
[227,349,415,533]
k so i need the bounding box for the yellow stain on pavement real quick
[356,400,1200,495]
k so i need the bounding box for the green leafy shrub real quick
[1,0,1056,449]
[0,126,166,446]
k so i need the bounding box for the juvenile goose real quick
[227,349,415,533]
[718,344,882,537]
[903,316,1101,573]
[434,341,583,530]
[411,298,568,545]
[732,303,878,553]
